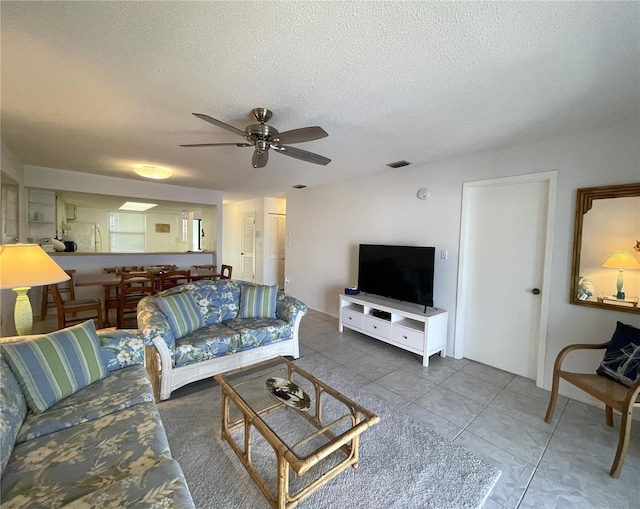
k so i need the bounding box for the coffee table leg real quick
[276,454,289,509]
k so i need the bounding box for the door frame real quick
[454,171,557,385]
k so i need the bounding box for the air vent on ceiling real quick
[292,184,307,189]
[386,160,412,168]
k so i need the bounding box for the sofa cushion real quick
[0,401,172,508]
[60,458,195,508]
[0,354,27,475]
[16,365,154,444]
[156,291,205,340]
[597,321,640,386]
[1,321,107,414]
[225,317,293,349]
[173,323,241,367]
[239,284,278,319]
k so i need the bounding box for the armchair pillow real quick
[1,320,107,414]
[155,291,204,340]
[239,284,278,319]
[596,321,640,387]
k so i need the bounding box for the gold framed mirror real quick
[570,183,640,313]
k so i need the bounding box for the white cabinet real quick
[338,293,448,367]
[28,188,56,239]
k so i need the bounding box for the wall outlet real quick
[440,249,448,260]
[285,277,290,284]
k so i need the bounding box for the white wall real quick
[0,143,26,336]
[285,120,640,401]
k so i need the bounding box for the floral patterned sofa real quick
[0,322,195,508]
[138,279,307,400]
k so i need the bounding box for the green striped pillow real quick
[155,291,204,339]
[239,285,278,319]
[1,321,107,414]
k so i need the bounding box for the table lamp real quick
[602,250,640,300]
[0,244,70,335]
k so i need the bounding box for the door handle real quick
[532,288,541,295]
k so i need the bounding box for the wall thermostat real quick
[417,188,430,200]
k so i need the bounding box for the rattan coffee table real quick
[214,356,379,509]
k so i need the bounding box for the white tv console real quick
[338,293,448,367]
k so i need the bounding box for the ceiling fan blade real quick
[192,113,248,138]
[270,126,328,145]
[275,145,331,165]
[179,143,252,147]
[252,149,269,168]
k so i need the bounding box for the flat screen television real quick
[357,244,435,308]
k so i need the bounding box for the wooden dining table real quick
[75,269,223,326]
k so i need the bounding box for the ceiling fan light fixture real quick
[135,165,172,180]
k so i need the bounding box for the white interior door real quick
[241,213,256,281]
[455,172,556,381]
[266,214,286,288]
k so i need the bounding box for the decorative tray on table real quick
[266,377,311,411]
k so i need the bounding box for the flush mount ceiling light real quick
[134,165,172,179]
[119,201,158,211]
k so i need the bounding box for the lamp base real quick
[13,287,33,336]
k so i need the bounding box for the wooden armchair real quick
[545,341,640,478]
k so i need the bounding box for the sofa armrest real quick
[276,292,308,323]
[98,329,145,372]
[137,296,176,350]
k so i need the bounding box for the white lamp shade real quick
[0,244,70,289]
[603,251,640,270]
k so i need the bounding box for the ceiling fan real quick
[180,108,331,168]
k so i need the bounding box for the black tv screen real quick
[357,244,435,308]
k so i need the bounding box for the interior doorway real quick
[240,212,256,281]
[266,213,286,289]
[455,172,556,383]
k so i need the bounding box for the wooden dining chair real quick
[40,269,76,320]
[50,278,103,330]
[193,264,217,270]
[220,264,233,279]
[158,270,191,291]
[118,271,155,328]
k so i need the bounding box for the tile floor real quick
[31,308,640,508]
[297,309,640,509]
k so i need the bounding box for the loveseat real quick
[0,321,195,508]
[138,279,307,400]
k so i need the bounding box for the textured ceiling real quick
[2,1,638,201]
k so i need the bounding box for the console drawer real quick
[342,308,364,329]
[392,325,424,351]
[365,316,391,339]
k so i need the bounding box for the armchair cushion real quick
[1,321,107,414]
[155,291,204,340]
[597,321,640,387]
[239,284,278,319]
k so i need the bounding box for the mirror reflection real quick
[29,190,217,254]
[571,184,640,313]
